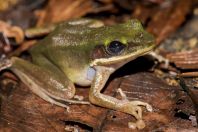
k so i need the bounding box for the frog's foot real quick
[128,119,145,129]
[119,100,152,129]
[117,88,127,100]
[117,88,152,129]
[149,51,169,68]
[117,88,152,112]
[0,58,12,71]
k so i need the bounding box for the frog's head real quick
[90,19,155,69]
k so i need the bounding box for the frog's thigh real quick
[10,57,78,107]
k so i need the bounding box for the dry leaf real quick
[148,0,192,44]
[133,0,192,44]
[0,20,24,44]
[167,49,198,69]
[0,0,18,11]
[0,71,196,131]
[35,0,94,26]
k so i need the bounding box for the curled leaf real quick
[0,21,24,44]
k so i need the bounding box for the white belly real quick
[71,67,96,86]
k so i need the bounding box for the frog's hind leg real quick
[10,57,90,108]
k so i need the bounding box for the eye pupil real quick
[107,41,126,55]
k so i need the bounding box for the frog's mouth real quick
[90,43,155,68]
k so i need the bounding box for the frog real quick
[0,19,155,129]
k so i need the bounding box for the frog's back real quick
[30,19,104,53]
[29,19,105,85]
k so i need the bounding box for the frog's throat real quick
[90,44,155,67]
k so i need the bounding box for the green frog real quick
[0,19,155,129]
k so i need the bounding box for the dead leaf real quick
[0,20,24,44]
[133,0,192,44]
[0,0,18,11]
[8,40,37,57]
[0,32,12,55]
[35,0,115,26]
[148,0,192,44]
[0,71,196,131]
[167,49,198,69]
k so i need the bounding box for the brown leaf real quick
[0,20,24,44]
[0,72,196,131]
[148,0,192,44]
[35,0,92,26]
[8,40,37,57]
[98,0,114,4]
[146,0,165,4]
[133,0,192,44]
[167,49,198,69]
[0,0,45,29]
[35,0,114,26]
[0,0,18,12]
[0,32,12,55]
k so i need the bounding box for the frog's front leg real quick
[9,57,89,108]
[89,66,152,129]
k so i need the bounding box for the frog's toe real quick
[117,88,127,100]
[136,119,146,129]
[119,100,152,129]
[136,101,153,112]
[129,100,152,112]
[128,121,137,129]
[146,103,153,112]
[134,105,142,119]
[0,58,12,71]
[128,119,145,129]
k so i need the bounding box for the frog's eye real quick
[106,41,126,55]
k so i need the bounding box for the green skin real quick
[5,19,155,129]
